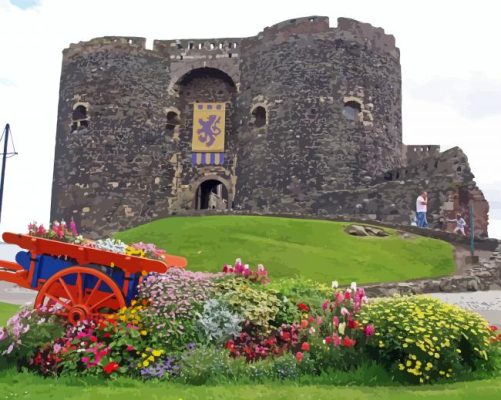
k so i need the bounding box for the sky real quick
[0,0,500,237]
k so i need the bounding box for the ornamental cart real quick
[0,232,187,324]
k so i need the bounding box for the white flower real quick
[346,288,352,294]
[243,264,250,270]
[338,322,346,335]
[331,280,339,289]
[322,339,326,344]
[235,258,242,264]
[350,282,357,291]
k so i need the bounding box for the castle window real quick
[210,43,215,50]
[188,42,194,49]
[232,42,237,49]
[228,53,232,58]
[219,43,223,49]
[71,104,89,132]
[251,106,267,128]
[198,43,203,49]
[166,111,180,135]
[342,101,361,121]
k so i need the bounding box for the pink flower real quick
[301,342,310,351]
[316,316,323,325]
[340,307,349,317]
[322,301,328,310]
[295,351,304,362]
[332,316,339,327]
[335,292,344,304]
[364,324,375,337]
[332,334,341,347]
[53,343,62,354]
[0,328,7,342]
[69,219,78,236]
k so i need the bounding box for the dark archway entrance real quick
[196,180,229,210]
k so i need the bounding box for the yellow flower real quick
[143,360,150,367]
[398,364,405,371]
[434,353,440,359]
[152,350,162,357]
[140,330,147,336]
[148,355,155,362]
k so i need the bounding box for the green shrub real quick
[360,295,496,384]
[214,278,280,334]
[177,346,246,385]
[264,277,330,313]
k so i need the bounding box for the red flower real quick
[301,342,310,351]
[280,331,291,342]
[347,319,358,329]
[295,351,304,362]
[342,336,356,348]
[90,335,98,343]
[300,320,308,329]
[344,291,351,300]
[325,336,332,344]
[490,325,499,332]
[103,361,119,375]
[297,303,309,312]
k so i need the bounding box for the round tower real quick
[234,16,402,212]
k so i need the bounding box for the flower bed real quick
[0,258,499,385]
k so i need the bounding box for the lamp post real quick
[0,123,18,224]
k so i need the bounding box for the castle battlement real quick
[62,16,398,61]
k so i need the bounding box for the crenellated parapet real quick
[63,36,148,59]
[335,17,399,59]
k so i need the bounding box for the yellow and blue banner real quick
[192,103,225,152]
[191,152,225,165]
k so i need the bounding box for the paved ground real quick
[0,243,499,326]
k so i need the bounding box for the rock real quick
[467,279,479,291]
[365,226,389,236]
[345,225,369,236]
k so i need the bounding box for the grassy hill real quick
[116,215,455,285]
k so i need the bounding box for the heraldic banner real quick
[192,102,226,152]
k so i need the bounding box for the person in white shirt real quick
[415,191,428,228]
[448,213,467,236]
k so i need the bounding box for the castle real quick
[51,16,489,237]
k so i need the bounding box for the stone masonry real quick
[50,16,490,237]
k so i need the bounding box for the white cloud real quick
[0,0,500,236]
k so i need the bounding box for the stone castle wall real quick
[50,16,489,237]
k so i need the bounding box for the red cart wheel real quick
[35,266,126,325]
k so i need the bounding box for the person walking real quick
[416,191,428,228]
[448,213,467,236]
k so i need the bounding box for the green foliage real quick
[116,215,455,285]
[360,295,497,384]
[214,278,280,334]
[264,277,330,313]
[177,346,247,385]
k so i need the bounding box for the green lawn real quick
[0,302,18,326]
[116,216,454,285]
[0,368,500,400]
